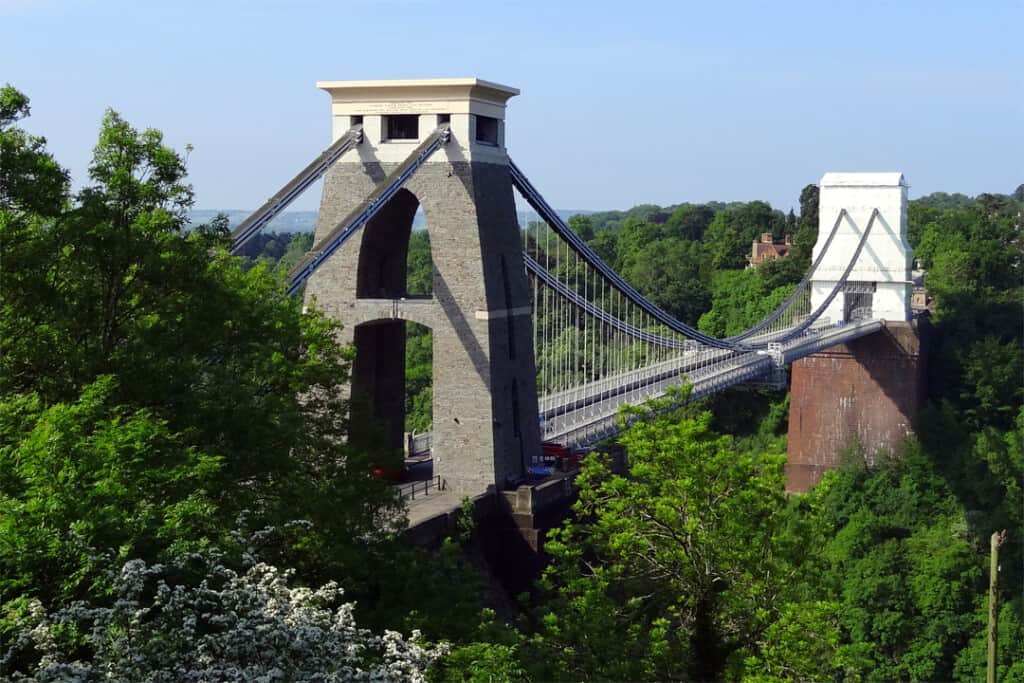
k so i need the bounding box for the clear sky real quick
[3,0,1022,214]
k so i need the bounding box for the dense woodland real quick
[1,86,1022,681]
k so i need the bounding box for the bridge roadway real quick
[407,318,886,453]
[545,318,883,447]
[537,314,834,420]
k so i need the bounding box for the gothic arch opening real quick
[404,321,432,433]
[349,190,434,464]
[356,188,433,298]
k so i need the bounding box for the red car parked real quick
[541,441,587,471]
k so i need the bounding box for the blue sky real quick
[3,0,1021,213]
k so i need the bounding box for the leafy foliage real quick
[698,268,795,337]
[527,394,847,681]
[234,229,313,276]
[0,378,221,608]
[0,85,69,217]
[0,89,401,653]
[809,444,985,681]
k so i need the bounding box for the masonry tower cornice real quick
[318,77,519,165]
[317,78,519,110]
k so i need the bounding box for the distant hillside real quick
[190,207,592,233]
[188,209,319,233]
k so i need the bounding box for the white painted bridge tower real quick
[811,172,913,323]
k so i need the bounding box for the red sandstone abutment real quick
[786,320,928,492]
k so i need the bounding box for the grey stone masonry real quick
[305,157,542,496]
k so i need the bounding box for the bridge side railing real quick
[397,475,446,501]
[409,432,432,457]
[544,318,885,448]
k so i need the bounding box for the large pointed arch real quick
[356,187,425,298]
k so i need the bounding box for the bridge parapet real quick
[812,173,912,323]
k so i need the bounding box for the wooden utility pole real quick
[987,529,1007,683]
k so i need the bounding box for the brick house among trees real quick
[748,232,792,268]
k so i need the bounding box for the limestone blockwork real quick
[305,159,542,496]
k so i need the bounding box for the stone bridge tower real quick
[304,79,542,496]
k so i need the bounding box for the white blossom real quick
[7,547,447,682]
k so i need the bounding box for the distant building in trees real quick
[748,232,792,268]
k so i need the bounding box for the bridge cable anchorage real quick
[229,125,364,255]
[285,125,451,295]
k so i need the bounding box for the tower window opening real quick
[475,115,499,145]
[385,115,419,141]
[437,113,451,125]
[350,115,364,127]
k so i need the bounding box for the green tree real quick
[907,200,943,250]
[405,322,433,432]
[406,228,433,295]
[0,92,400,630]
[567,213,594,241]
[0,378,222,607]
[791,183,819,262]
[698,268,795,338]
[614,216,662,271]
[953,599,1024,682]
[702,201,785,271]
[273,230,313,274]
[532,393,843,681]
[703,211,746,270]
[784,207,797,235]
[586,228,618,265]
[917,196,1023,433]
[621,238,711,325]
[0,85,68,216]
[806,441,997,682]
[664,203,715,242]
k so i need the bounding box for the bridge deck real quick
[545,319,883,446]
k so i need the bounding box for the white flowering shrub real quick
[4,553,446,682]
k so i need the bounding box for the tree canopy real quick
[0,88,401,658]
